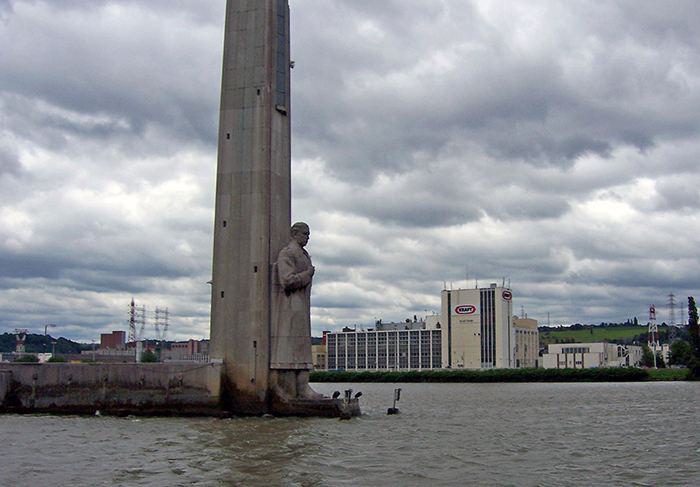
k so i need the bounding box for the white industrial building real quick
[542,342,643,369]
[325,284,539,370]
[326,321,442,371]
[441,285,515,369]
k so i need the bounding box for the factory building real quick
[325,284,539,371]
[542,343,643,369]
[326,321,442,371]
[441,285,515,369]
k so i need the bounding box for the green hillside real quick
[539,325,668,346]
[0,333,90,354]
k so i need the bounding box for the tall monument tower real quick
[210,0,292,413]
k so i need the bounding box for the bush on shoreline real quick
[310,367,652,383]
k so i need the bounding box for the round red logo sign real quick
[455,305,477,315]
[502,290,512,301]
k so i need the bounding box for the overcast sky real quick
[1,0,699,341]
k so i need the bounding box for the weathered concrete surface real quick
[209,0,357,417]
[219,374,359,417]
[270,396,361,418]
[210,0,292,414]
[0,363,222,416]
[0,371,10,407]
[0,364,359,418]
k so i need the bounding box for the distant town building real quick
[311,331,328,370]
[100,331,126,350]
[80,347,135,362]
[542,343,643,369]
[161,339,209,363]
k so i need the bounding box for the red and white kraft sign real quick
[502,290,512,301]
[454,304,477,315]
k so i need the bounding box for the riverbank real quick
[311,367,691,383]
[647,368,689,381]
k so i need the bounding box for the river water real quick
[1,382,698,486]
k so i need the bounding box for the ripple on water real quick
[2,382,700,486]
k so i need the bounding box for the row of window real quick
[480,289,497,366]
[561,347,590,354]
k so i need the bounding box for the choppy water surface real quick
[2,382,699,486]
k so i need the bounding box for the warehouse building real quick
[542,342,643,369]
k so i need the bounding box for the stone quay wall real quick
[0,363,222,416]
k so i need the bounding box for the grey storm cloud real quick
[0,0,223,155]
[0,143,21,177]
[292,0,700,184]
[0,0,699,340]
[655,176,700,211]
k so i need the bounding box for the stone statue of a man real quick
[270,222,323,400]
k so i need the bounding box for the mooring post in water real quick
[387,388,401,415]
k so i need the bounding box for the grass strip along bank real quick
[647,368,689,381]
[310,367,689,383]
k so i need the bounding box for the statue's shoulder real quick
[278,240,301,259]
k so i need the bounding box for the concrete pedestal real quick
[0,363,222,416]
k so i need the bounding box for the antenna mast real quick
[154,306,170,341]
[648,304,659,368]
[668,293,677,341]
[128,298,147,342]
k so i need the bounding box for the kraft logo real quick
[455,305,476,315]
[502,290,512,301]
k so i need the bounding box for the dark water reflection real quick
[1,382,699,486]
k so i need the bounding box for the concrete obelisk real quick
[210,0,292,413]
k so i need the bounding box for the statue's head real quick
[291,221,310,247]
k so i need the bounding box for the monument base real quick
[219,372,361,418]
[0,363,223,416]
[1,364,361,418]
[270,395,361,418]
